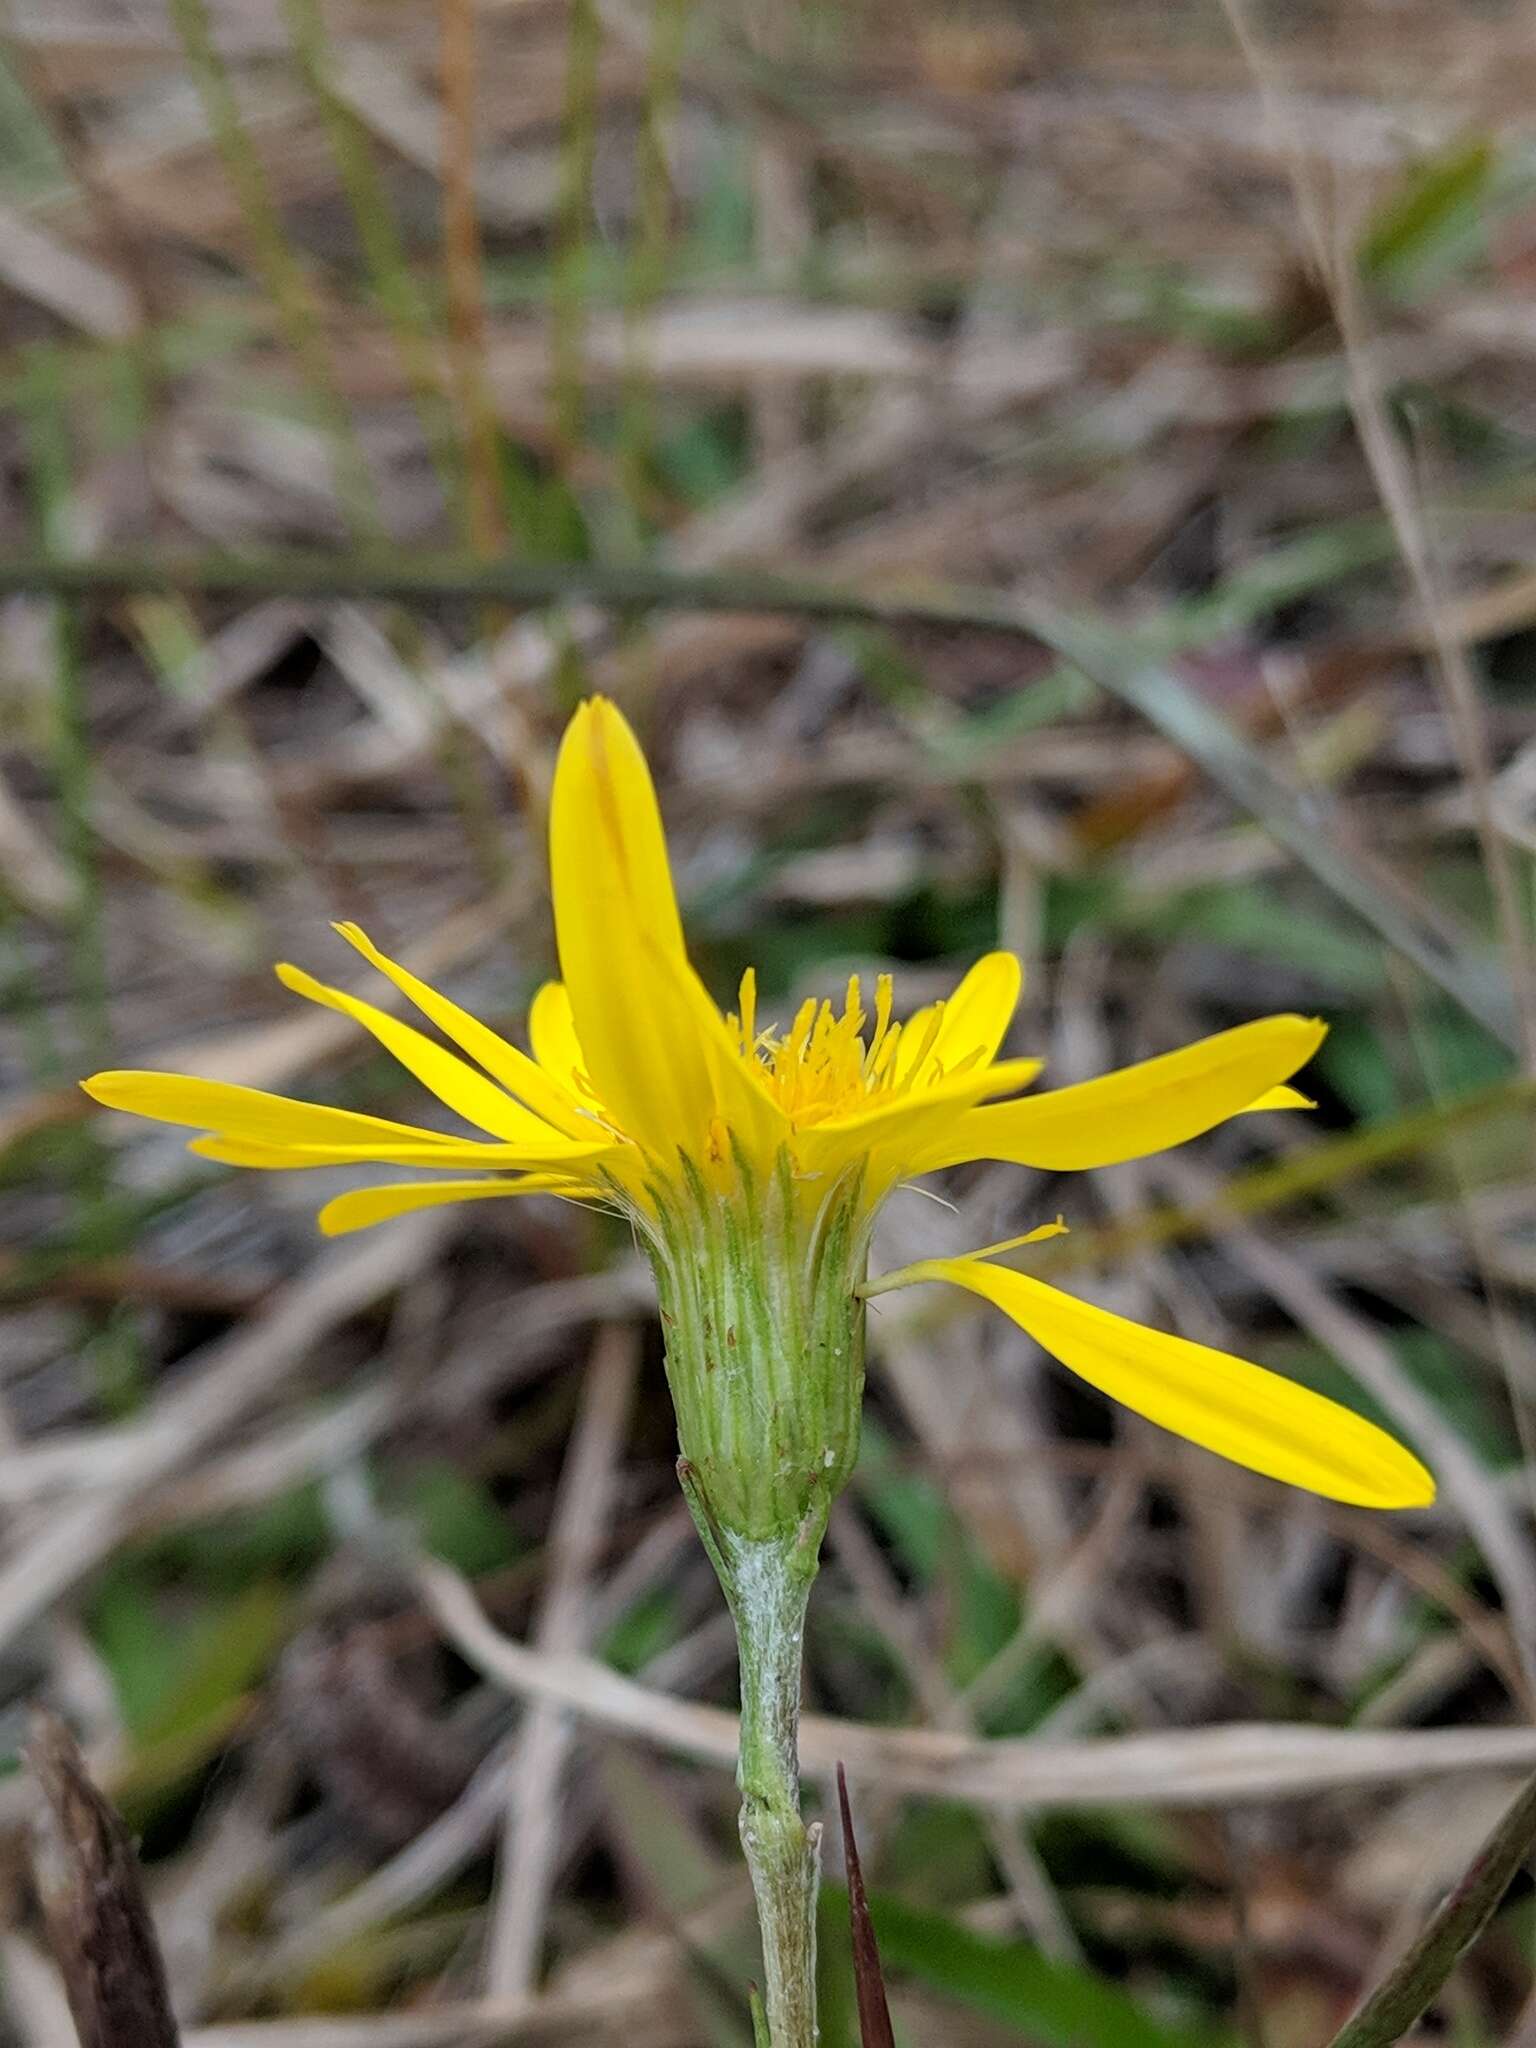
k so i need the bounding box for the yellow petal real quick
[913,1015,1326,1173]
[802,1057,1042,1169]
[1246,1085,1314,1111]
[83,1071,471,1152]
[188,1134,612,1170]
[888,1002,940,1087]
[907,1257,1434,1509]
[190,1136,405,1168]
[548,698,719,1151]
[676,954,789,1168]
[529,980,588,1094]
[318,1175,595,1237]
[331,924,593,1139]
[800,1057,1040,1199]
[919,952,1023,1079]
[275,963,563,1145]
[796,1065,1038,1210]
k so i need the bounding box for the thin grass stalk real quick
[1224,0,1536,1073]
[21,353,105,1073]
[123,593,327,915]
[21,349,143,1412]
[618,0,691,538]
[166,0,381,538]
[0,918,63,1081]
[282,0,468,520]
[1324,1768,1536,2048]
[438,0,508,555]
[177,0,511,888]
[434,0,544,883]
[553,0,601,466]
[0,545,1519,1044]
[0,14,171,480]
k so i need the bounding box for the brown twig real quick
[416,1550,1536,1810]
[836,1764,894,2048]
[27,1709,180,2048]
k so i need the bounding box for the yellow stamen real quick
[865,974,894,1072]
[902,1002,947,1085]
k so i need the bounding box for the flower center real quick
[728,968,958,1127]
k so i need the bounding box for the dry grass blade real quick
[0,199,134,335]
[26,1709,180,2048]
[0,547,1513,1040]
[1325,1769,1536,2048]
[24,554,1536,1023]
[484,1324,638,1998]
[1222,0,1536,1071]
[180,1986,679,2048]
[836,1764,894,2048]
[0,1214,452,1651]
[1157,1154,1536,1695]
[829,1496,1084,1956]
[438,0,503,551]
[416,1554,1536,1808]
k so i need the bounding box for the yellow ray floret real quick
[528,981,593,1100]
[318,1174,599,1237]
[186,1135,610,1170]
[331,923,596,1139]
[881,951,1021,1089]
[273,963,565,1147]
[1248,1084,1314,1112]
[548,699,721,1153]
[81,1073,474,1155]
[909,1014,1326,1174]
[882,1253,1434,1510]
[80,1072,614,1173]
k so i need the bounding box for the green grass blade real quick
[1325,1769,1536,2048]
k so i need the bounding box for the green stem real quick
[723,1529,821,2048]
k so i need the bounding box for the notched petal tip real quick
[557,694,625,776]
[575,692,619,725]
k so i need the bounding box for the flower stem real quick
[727,1530,820,2048]
[677,1468,823,2048]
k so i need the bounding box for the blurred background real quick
[2,0,1536,2042]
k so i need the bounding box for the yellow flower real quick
[82,696,1433,1517]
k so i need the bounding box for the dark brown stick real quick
[26,1709,180,2048]
[837,1762,894,2048]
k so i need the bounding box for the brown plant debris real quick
[26,1707,180,2048]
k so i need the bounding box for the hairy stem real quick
[722,1529,821,2048]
